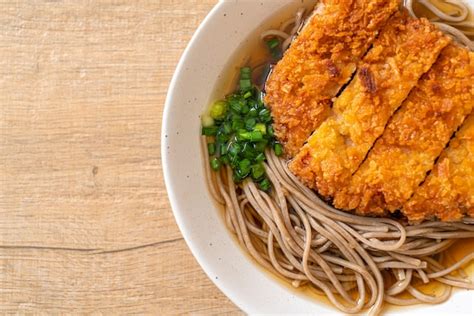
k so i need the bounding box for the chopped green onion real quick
[259,108,271,121]
[266,38,280,50]
[228,142,241,157]
[239,159,251,176]
[202,66,278,187]
[207,143,216,155]
[259,178,271,191]
[241,142,254,158]
[260,109,270,117]
[223,122,232,134]
[210,158,221,171]
[220,155,229,165]
[243,91,252,99]
[229,99,241,112]
[254,141,267,153]
[240,79,252,91]
[240,67,251,79]
[248,99,258,108]
[216,132,229,143]
[239,67,252,91]
[248,106,258,117]
[238,131,263,142]
[251,164,265,180]
[210,100,228,120]
[241,103,250,114]
[220,144,228,155]
[255,153,266,163]
[274,143,283,156]
[202,126,218,136]
[254,123,266,134]
[245,118,256,130]
[267,125,275,137]
[231,118,244,131]
[229,156,239,168]
[201,114,214,128]
[250,131,263,141]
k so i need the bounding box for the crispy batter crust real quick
[404,114,474,222]
[289,12,451,198]
[333,44,474,216]
[264,0,399,157]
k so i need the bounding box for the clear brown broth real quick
[413,0,474,40]
[210,0,474,312]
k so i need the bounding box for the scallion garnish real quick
[240,79,252,91]
[245,118,256,130]
[251,163,265,180]
[255,153,266,163]
[274,143,283,157]
[202,66,282,191]
[240,67,251,79]
[248,106,258,117]
[259,178,271,191]
[266,38,282,60]
[210,157,221,171]
[243,91,253,99]
[238,130,263,142]
[228,142,241,157]
[254,140,267,152]
[202,126,218,136]
[239,159,251,175]
[229,98,242,112]
[223,121,232,134]
[254,123,266,134]
[267,125,275,137]
[266,38,280,50]
[210,100,228,120]
[207,143,216,156]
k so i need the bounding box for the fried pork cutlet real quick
[404,114,474,222]
[264,0,399,157]
[289,12,451,199]
[333,44,474,215]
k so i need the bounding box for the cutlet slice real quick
[289,12,451,199]
[264,0,400,157]
[333,44,474,215]
[404,114,474,222]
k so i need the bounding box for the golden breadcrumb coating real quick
[404,114,474,222]
[333,44,474,216]
[289,12,451,199]
[403,114,474,221]
[264,0,399,157]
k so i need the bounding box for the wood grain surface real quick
[0,0,241,313]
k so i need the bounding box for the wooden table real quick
[0,0,241,313]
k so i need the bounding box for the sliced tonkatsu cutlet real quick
[264,0,400,157]
[404,114,474,222]
[333,44,474,215]
[289,11,451,199]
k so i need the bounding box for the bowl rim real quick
[161,2,327,313]
[161,1,474,314]
[161,1,242,310]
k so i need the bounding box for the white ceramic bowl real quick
[162,1,474,314]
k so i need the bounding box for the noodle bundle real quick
[203,1,474,314]
[203,138,473,315]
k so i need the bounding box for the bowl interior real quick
[162,1,473,314]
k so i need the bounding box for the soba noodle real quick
[204,1,474,315]
[203,138,474,315]
[405,0,474,50]
[260,7,306,52]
